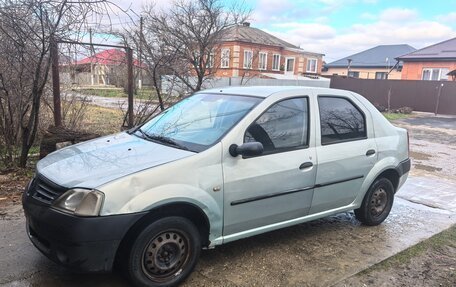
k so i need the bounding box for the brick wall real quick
[401,61,456,80]
[212,41,323,78]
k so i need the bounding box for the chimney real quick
[242,22,250,27]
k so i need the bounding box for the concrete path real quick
[397,175,456,212]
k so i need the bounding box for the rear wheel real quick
[127,217,201,287]
[355,178,394,226]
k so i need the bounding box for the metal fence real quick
[330,77,456,115]
[161,75,330,96]
[206,76,331,88]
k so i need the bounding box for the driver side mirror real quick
[229,142,264,157]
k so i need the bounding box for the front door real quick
[222,97,316,236]
[285,57,295,74]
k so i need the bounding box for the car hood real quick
[37,132,195,188]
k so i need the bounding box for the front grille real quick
[29,174,68,205]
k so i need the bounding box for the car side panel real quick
[97,143,224,245]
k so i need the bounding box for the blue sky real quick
[112,0,456,61]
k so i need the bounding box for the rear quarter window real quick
[318,96,366,145]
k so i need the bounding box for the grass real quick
[0,103,124,171]
[81,105,124,135]
[360,225,456,273]
[75,87,157,100]
[382,112,413,121]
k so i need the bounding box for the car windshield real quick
[136,93,262,152]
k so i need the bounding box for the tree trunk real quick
[19,127,30,167]
[152,68,164,111]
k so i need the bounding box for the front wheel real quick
[127,217,201,287]
[355,178,394,226]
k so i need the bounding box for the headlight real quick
[53,188,104,216]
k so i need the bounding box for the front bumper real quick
[22,189,146,272]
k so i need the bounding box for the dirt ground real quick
[0,169,31,220]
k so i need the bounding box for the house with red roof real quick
[67,49,145,86]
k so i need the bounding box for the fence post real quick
[126,47,134,128]
[435,83,444,116]
[50,36,62,127]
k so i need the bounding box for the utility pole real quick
[127,47,134,128]
[138,16,143,90]
[347,58,352,77]
[89,28,94,85]
[50,36,62,127]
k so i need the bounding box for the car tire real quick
[127,216,201,287]
[355,178,394,226]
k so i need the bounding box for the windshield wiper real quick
[136,129,189,151]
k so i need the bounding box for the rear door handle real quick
[366,149,376,156]
[299,162,313,169]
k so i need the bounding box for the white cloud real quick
[318,0,356,12]
[251,0,311,24]
[269,22,336,40]
[437,12,456,22]
[379,8,418,22]
[266,12,456,61]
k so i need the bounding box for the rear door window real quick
[318,96,366,145]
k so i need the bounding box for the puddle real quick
[409,151,432,161]
[414,164,442,172]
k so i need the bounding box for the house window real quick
[243,50,253,69]
[259,52,267,70]
[192,50,201,66]
[422,68,449,81]
[348,71,359,78]
[221,48,230,68]
[206,52,215,68]
[375,72,387,79]
[306,58,317,73]
[272,54,280,71]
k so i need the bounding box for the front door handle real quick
[366,149,376,156]
[299,162,313,169]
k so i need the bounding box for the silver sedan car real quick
[23,86,410,287]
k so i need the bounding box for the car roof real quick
[199,86,349,98]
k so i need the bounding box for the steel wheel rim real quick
[369,187,388,218]
[142,230,190,282]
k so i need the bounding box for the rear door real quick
[310,93,377,214]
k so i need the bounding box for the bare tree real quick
[0,0,123,167]
[141,0,250,93]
